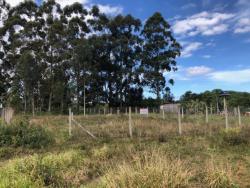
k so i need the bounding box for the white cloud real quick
[181,42,202,58]
[186,66,212,76]
[54,0,89,7]
[164,66,190,81]
[209,69,250,84]
[97,4,123,15]
[234,18,250,33]
[5,0,31,7]
[173,11,234,37]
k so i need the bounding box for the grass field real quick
[0,113,250,187]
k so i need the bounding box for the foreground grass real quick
[0,114,249,187]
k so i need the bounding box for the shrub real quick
[222,129,248,146]
[158,133,167,143]
[0,121,54,149]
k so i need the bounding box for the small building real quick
[160,103,180,113]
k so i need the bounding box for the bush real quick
[0,121,54,149]
[222,129,248,146]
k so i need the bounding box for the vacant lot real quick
[0,114,249,187]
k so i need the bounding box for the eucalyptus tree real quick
[0,0,10,102]
[63,2,89,113]
[141,12,181,100]
[106,14,142,107]
[0,0,42,114]
[39,0,67,112]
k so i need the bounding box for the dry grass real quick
[1,114,249,187]
[101,150,192,188]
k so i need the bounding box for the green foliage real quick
[222,129,249,146]
[0,150,83,187]
[209,128,249,148]
[0,121,54,149]
[0,1,180,113]
[180,89,250,111]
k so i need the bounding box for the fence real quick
[67,105,248,139]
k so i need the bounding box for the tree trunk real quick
[60,97,64,114]
[48,91,52,112]
[24,92,27,113]
[32,93,35,117]
[76,61,80,114]
[84,78,86,116]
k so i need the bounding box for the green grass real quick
[0,114,249,187]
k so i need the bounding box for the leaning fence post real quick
[129,107,132,138]
[238,106,241,126]
[69,108,72,137]
[178,107,182,135]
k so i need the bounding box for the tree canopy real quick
[0,0,181,113]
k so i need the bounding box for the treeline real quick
[0,0,181,114]
[180,90,250,112]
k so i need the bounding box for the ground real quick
[0,113,249,187]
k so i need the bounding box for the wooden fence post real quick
[129,107,132,138]
[69,108,72,137]
[178,107,182,135]
[238,106,241,126]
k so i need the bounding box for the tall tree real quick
[39,0,67,112]
[141,12,181,100]
[63,2,89,113]
[107,14,142,107]
[0,0,10,103]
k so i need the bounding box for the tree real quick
[0,0,10,103]
[16,51,41,115]
[0,2,183,113]
[106,14,142,107]
[39,0,67,112]
[141,12,181,100]
[63,2,89,113]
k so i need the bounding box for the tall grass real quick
[0,150,84,187]
[100,150,192,188]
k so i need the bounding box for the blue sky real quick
[6,0,250,99]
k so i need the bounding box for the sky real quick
[5,0,250,99]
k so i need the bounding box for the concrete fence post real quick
[238,106,242,126]
[178,107,182,135]
[129,107,132,138]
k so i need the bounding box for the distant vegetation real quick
[179,89,250,111]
